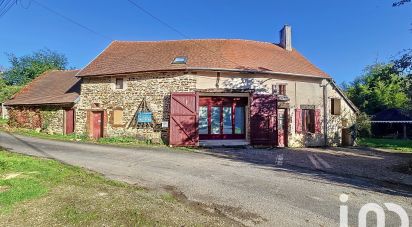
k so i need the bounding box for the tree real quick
[392,0,412,31]
[2,49,68,86]
[0,78,21,103]
[392,49,412,109]
[392,49,412,74]
[345,63,410,114]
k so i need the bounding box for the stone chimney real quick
[279,25,292,51]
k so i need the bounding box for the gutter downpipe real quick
[321,79,330,147]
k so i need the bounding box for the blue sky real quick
[0,0,411,84]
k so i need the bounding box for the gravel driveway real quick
[1,131,411,226]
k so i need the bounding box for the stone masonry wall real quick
[75,72,196,143]
[7,106,64,134]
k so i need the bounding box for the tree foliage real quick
[0,77,22,103]
[2,49,68,86]
[344,63,410,114]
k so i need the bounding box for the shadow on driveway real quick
[197,146,412,197]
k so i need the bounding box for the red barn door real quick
[169,93,199,146]
[250,94,277,146]
[92,111,103,139]
[65,109,75,134]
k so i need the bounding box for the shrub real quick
[355,112,372,137]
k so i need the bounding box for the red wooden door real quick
[65,109,75,134]
[169,93,198,146]
[250,94,277,146]
[92,111,103,139]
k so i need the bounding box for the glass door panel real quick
[235,106,245,134]
[211,107,221,134]
[199,106,208,134]
[199,97,247,140]
[222,107,233,134]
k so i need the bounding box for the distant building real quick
[371,108,412,139]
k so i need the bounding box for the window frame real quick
[331,98,341,115]
[115,78,124,90]
[171,56,188,64]
[272,83,287,95]
[301,109,315,133]
[278,84,287,95]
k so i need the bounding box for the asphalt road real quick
[0,131,411,226]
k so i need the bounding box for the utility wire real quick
[0,0,16,18]
[126,0,189,39]
[32,0,112,41]
[0,0,14,13]
[125,0,244,68]
[0,0,12,11]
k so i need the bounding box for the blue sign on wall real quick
[137,112,152,123]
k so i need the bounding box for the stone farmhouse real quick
[5,26,358,147]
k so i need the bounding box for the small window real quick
[115,78,123,89]
[331,98,341,115]
[272,84,287,95]
[113,109,123,125]
[302,109,315,133]
[172,56,187,64]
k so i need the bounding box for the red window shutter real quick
[295,109,302,133]
[315,109,321,133]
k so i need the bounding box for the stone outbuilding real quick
[4,70,80,134]
[74,25,358,147]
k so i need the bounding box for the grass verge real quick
[357,138,412,153]
[0,149,235,226]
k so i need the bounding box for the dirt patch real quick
[163,185,266,226]
[2,173,22,180]
[0,186,10,193]
[0,183,241,226]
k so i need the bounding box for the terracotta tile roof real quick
[77,39,330,78]
[4,70,81,106]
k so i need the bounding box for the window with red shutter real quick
[298,109,318,133]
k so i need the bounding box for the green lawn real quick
[0,118,7,127]
[0,149,234,226]
[357,138,412,152]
